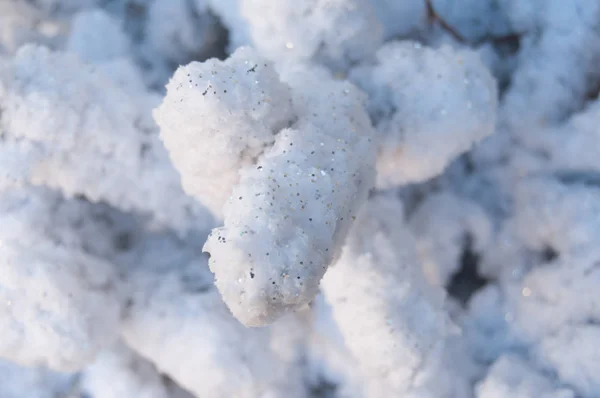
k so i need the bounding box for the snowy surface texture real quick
[351,41,497,188]
[240,0,383,71]
[121,257,307,398]
[0,44,212,234]
[2,0,600,397]
[79,342,173,398]
[0,188,122,371]
[322,196,454,397]
[409,192,492,286]
[154,46,295,216]
[476,354,575,398]
[157,47,376,326]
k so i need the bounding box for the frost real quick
[476,354,575,398]
[351,41,497,187]
[146,0,222,66]
[121,258,307,398]
[0,2,48,55]
[0,359,75,398]
[464,177,600,397]
[241,0,383,70]
[0,188,121,371]
[368,0,427,40]
[519,98,600,174]
[66,10,129,64]
[204,0,251,51]
[80,342,171,398]
[501,0,600,129]
[321,196,453,396]
[0,45,211,234]
[409,192,492,286]
[157,47,376,326]
[154,46,295,216]
[2,1,600,397]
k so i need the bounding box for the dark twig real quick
[425,0,466,43]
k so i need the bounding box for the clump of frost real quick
[517,98,600,175]
[304,294,366,398]
[461,284,516,364]
[240,0,383,70]
[409,192,493,286]
[0,44,211,234]
[6,1,600,397]
[0,188,122,371]
[321,195,451,396]
[204,0,250,51]
[155,46,376,326]
[0,359,75,398]
[512,178,600,251]
[368,0,427,39]
[501,0,600,130]
[154,46,295,216]
[121,260,307,398]
[145,0,222,66]
[24,0,99,16]
[70,1,225,90]
[306,291,474,398]
[351,41,497,187]
[464,177,600,397]
[0,2,50,55]
[505,179,600,396]
[202,92,375,324]
[80,342,171,398]
[476,354,575,398]
[66,9,129,63]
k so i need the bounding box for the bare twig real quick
[425,0,466,43]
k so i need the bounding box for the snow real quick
[1,1,599,397]
[351,41,497,187]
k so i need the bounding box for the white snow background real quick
[0,0,599,397]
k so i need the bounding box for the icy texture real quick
[0,359,75,398]
[351,41,497,187]
[501,0,600,130]
[241,0,383,70]
[154,46,295,216]
[0,45,210,234]
[3,2,600,397]
[506,179,600,396]
[476,354,575,398]
[464,177,600,397]
[0,2,49,55]
[204,0,251,51]
[309,291,474,398]
[80,342,171,398]
[519,98,600,175]
[66,10,129,63]
[25,0,99,15]
[305,293,367,398]
[369,0,427,39]
[322,196,450,396]
[204,77,375,325]
[409,192,492,286]
[431,0,512,42]
[203,124,372,325]
[121,259,306,398]
[0,188,122,371]
[146,0,222,66]
[461,285,516,364]
[157,47,376,326]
